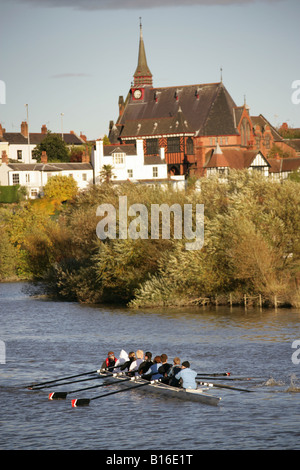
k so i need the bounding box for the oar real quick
[27,369,100,390]
[197,380,254,393]
[49,376,133,400]
[71,379,160,407]
[197,373,231,377]
[27,364,122,390]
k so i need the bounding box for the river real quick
[0,282,300,453]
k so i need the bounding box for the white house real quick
[91,138,168,184]
[0,151,93,199]
[0,138,178,199]
[0,122,86,164]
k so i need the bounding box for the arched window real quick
[241,118,251,147]
[186,137,194,154]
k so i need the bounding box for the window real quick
[167,137,180,153]
[264,135,270,149]
[82,173,87,181]
[146,139,158,155]
[12,174,19,185]
[30,189,38,198]
[25,173,30,183]
[127,169,133,178]
[113,153,125,165]
[241,118,251,146]
[186,137,194,154]
[153,166,158,178]
[17,150,22,160]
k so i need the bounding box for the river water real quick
[0,282,300,453]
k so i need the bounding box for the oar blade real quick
[71,398,90,407]
[49,392,68,400]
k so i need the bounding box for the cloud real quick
[51,73,91,78]
[7,0,284,11]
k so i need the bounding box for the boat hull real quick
[100,373,221,406]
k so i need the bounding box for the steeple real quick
[133,18,153,87]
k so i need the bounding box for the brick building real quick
[108,23,296,177]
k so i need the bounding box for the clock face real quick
[133,89,142,99]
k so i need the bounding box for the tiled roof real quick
[204,147,270,169]
[268,157,300,173]
[116,82,238,140]
[7,162,92,172]
[2,132,84,146]
[103,144,137,156]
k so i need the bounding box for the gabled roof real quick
[251,114,283,141]
[204,146,270,170]
[116,82,239,140]
[103,144,137,156]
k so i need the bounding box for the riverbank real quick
[1,171,299,309]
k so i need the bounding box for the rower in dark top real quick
[167,357,182,387]
[120,351,136,375]
[101,351,117,372]
[158,353,172,383]
[138,351,153,375]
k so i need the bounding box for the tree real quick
[100,164,114,183]
[32,131,70,162]
[43,175,78,201]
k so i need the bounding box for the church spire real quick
[133,18,153,87]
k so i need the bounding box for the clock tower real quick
[132,19,153,100]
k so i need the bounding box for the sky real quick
[0,0,299,140]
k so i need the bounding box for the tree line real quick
[0,170,299,309]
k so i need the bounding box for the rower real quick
[158,353,172,383]
[101,351,117,372]
[120,351,136,374]
[175,361,197,389]
[142,356,163,381]
[129,350,144,375]
[167,357,182,387]
[138,351,153,375]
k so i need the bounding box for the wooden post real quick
[244,294,247,309]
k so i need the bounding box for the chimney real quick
[41,151,48,163]
[21,121,28,138]
[41,124,47,135]
[80,132,87,142]
[0,123,4,138]
[1,150,8,164]
[82,146,90,163]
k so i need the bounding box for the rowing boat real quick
[98,371,221,406]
